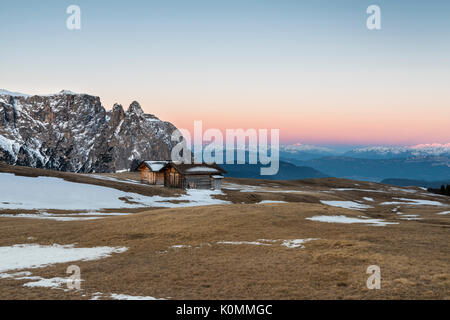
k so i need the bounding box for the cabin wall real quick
[138,167,165,185]
[212,178,222,190]
[139,163,225,189]
[164,167,184,188]
[185,175,212,189]
[149,172,156,184]
[140,167,150,183]
[155,172,165,185]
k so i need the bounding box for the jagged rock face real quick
[0,91,178,172]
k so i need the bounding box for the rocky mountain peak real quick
[127,101,144,116]
[0,90,179,173]
[58,90,79,95]
[110,103,126,127]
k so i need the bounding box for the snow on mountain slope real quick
[280,143,335,155]
[0,90,178,172]
[346,144,450,159]
[0,89,30,97]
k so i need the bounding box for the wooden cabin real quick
[136,161,226,190]
[163,163,226,190]
[137,161,169,185]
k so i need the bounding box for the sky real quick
[1,0,449,146]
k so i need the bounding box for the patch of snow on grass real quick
[23,277,68,288]
[320,201,373,210]
[0,173,229,210]
[399,215,423,220]
[0,244,127,273]
[380,198,447,206]
[222,183,305,194]
[217,241,271,246]
[110,293,163,300]
[306,215,398,227]
[331,188,386,193]
[281,238,318,249]
[0,214,102,221]
[437,211,450,215]
[170,245,192,249]
[0,271,32,279]
[257,200,288,204]
[115,169,129,173]
[218,238,319,249]
[90,174,146,186]
[56,212,132,217]
[390,187,417,193]
[363,197,374,202]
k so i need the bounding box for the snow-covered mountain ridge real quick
[280,143,450,159]
[345,144,450,159]
[0,90,178,172]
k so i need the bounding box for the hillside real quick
[381,178,450,189]
[0,165,449,299]
[222,160,328,180]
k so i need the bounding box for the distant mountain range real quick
[283,156,450,182]
[280,143,450,160]
[222,161,328,180]
[343,145,450,159]
[279,143,450,182]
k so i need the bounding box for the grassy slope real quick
[0,164,449,299]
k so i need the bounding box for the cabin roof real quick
[168,163,227,176]
[138,160,170,172]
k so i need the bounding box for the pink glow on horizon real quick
[161,114,450,146]
[411,143,450,149]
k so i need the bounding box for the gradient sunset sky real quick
[1,0,449,146]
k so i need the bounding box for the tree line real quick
[439,184,450,196]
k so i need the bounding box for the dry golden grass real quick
[0,164,449,299]
[0,202,449,300]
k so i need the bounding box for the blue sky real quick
[1,0,449,146]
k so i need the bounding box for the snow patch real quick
[0,173,229,211]
[0,244,127,273]
[23,277,68,288]
[331,188,386,193]
[257,200,288,204]
[217,238,318,249]
[0,214,102,221]
[110,293,163,300]
[306,215,398,227]
[399,215,423,220]
[170,245,192,249]
[281,238,318,249]
[0,89,30,97]
[217,241,271,246]
[0,135,20,156]
[380,198,447,206]
[320,201,373,210]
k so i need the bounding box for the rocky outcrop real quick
[0,90,178,172]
